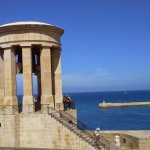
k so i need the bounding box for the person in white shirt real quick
[94,127,100,140]
[115,135,121,149]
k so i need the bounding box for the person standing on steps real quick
[66,96,72,110]
[94,127,101,140]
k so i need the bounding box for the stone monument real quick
[0,21,64,111]
[0,21,112,150]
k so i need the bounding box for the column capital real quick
[20,44,32,47]
[51,46,61,51]
[2,45,23,50]
[1,44,19,49]
[1,45,12,49]
[41,45,51,49]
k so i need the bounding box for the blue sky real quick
[0,0,150,93]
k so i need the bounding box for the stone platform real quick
[99,101,150,108]
[101,130,150,150]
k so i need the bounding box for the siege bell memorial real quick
[0,21,64,111]
[0,21,106,150]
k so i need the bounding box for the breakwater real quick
[99,101,150,108]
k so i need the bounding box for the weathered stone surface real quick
[101,130,150,150]
[0,114,96,149]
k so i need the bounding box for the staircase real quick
[48,107,118,150]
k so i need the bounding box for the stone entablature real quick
[0,22,63,48]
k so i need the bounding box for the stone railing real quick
[0,104,49,115]
[21,104,49,114]
[0,105,19,115]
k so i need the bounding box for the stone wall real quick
[101,132,139,150]
[0,114,95,150]
[0,115,16,147]
[139,138,150,150]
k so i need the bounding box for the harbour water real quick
[18,90,150,130]
[66,90,150,130]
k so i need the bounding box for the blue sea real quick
[66,90,150,130]
[18,90,150,130]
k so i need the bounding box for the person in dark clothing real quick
[66,96,72,109]
[62,96,68,111]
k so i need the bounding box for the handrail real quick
[59,110,111,149]
[59,110,110,147]
[49,107,118,150]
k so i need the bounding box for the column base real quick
[22,96,34,113]
[54,94,63,103]
[54,94,63,110]
[23,96,34,104]
[4,96,18,105]
[0,96,4,105]
[41,95,54,107]
[0,97,4,114]
[4,96,18,114]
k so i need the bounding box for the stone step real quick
[50,113,110,150]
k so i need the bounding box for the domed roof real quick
[0,21,53,27]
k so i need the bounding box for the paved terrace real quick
[101,130,150,139]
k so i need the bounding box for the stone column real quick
[4,47,18,105]
[51,48,63,110]
[22,46,34,112]
[0,49,4,104]
[40,46,53,107]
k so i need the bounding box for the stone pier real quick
[99,101,150,108]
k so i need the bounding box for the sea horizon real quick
[63,89,150,94]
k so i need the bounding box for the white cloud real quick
[62,68,115,89]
